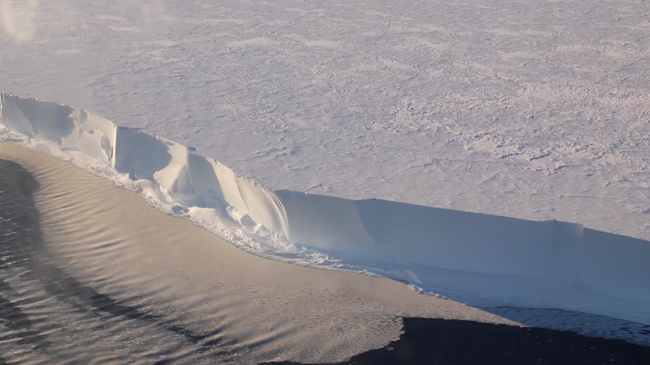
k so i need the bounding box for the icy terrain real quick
[2,94,650,326]
[1,0,650,322]
[0,0,649,243]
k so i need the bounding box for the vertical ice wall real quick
[1,93,649,325]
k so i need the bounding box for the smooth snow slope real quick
[2,94,649,325]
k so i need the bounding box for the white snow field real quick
[1,94,650,327]
[1,0,649,321]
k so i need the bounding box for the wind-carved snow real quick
[2,93,650,326]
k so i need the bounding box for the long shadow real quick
[263,317,650,365]
[0,159,231,362]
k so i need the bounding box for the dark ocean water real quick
[265,317,650,365]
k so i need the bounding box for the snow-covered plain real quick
[1,0,649,322]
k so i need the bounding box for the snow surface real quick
[1,0,650,243]
[2,93,650,325]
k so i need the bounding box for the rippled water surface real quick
[0,159,240,364]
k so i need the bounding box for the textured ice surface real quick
[1,0,650,244]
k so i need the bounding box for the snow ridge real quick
[1,93,649,325]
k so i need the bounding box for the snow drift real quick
[1,93,649,325]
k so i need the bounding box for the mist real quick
[0,0,40,44]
